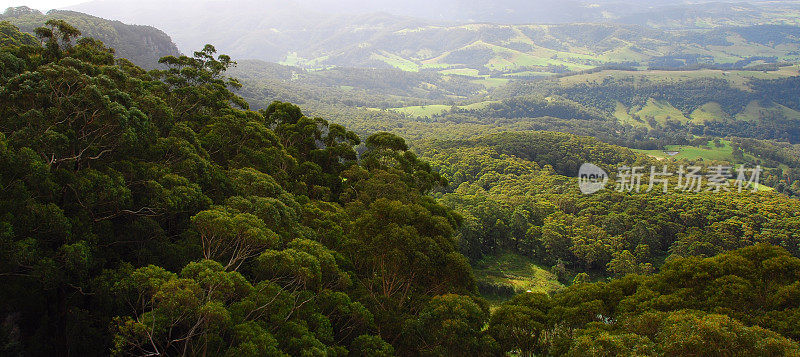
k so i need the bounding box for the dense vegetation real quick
[228,60,800,156]
[2,19,800,356]
[489,245,800,355]
[424,134,800,275]
[229,60,484,109]
[730,138,800,197]
[0,22,471,355]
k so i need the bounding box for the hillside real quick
[0,21,471,355]
[1,6,180,67]
[64,0,800,76]
[227,59,486,108]
[69,0,800,33]
[231,62,800,144]
[224,61,800,201]
[0,20,37,47]
[280,23,800,75]
[3,7,800,354]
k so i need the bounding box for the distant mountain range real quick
[1,6,180,67]
[68,0,800,27]
[59,0,800,71]
[4,1,799,76]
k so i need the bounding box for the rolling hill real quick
[66,0,800,76]
[1,6,180,68]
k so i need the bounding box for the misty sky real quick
[2,0,784,14]
[2,0,85,11]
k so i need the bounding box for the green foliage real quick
[2,18,800,356]
[452,95,611,122]
[732,137,800,197]
[425,133,800,281]
[472,252,563,301]
[405,293,498,356]
[350,335,394,357]
[499,73,800,144]
[0,20,36,47]
[0,22,475,355]
[492,245,800,355]
[488,293,553,355]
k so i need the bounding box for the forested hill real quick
[2,19,800,355]
[0,19,471,355]
[1,6,180,68]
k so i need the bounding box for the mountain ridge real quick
[1,6,181,67]
[59,1,800,75]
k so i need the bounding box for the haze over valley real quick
[3,1,800,355]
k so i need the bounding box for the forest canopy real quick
[0,21,472,355]
[0,20,799,357]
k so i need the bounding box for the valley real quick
[2,1,800,355]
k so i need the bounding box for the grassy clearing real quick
[616,98,744,129]
[280,52,331,69]
[614,101,649,128]
[664,142,733,161]
[596,45,650,63]
[735,100,800,122]
[470,76,510,89]
[461,100,500,110]
[557,68,800,88]
[752,182,775,192]
[690,102,731,124]
[634,99,690,125]
[439,68,481,77]
[371,51,420,71]
[502,71,555,78]
[473,252,563,303]
[633,140,735,161]
[614,96,798,129]
[389,100,500,117]
[392,105,451,117]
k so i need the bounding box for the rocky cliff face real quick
[1,6,181,68]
